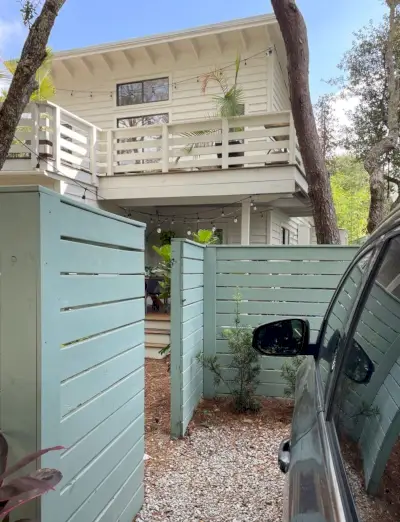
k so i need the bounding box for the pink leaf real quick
[0,469,62,518]
[0,447,64,482]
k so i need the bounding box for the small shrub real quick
[197,290,261,412]
[0,432,63,521]
[281,356,305,398]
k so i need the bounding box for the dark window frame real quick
[116,77,169,107]
[282,226,290,245]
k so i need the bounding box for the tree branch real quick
[364,0,400,232]
[0,0,66,170]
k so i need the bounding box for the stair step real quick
[145,328,170,335]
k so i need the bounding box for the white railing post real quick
[53,105,61,173]
[107,130,114,176]
[289,113,296,164]
[221,118,229,169]
[162,124,169,173]
[90,126,99,185]
[30,104,40,169]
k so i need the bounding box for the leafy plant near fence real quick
[153,231,219,360]
[0,433,62,521]
[281,356,305,398]
[197,290,261,412]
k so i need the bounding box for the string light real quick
[187,228,192,236]
[250,199,254,207]
[54,49,273,98]
[211,223,216,233]
[233,216,238,223]
[35,156,40,170]
[171,216,175,225]
[81,188,87,200]
[150,217,154,224]
[253,205,257,211]
[221,209,225,217]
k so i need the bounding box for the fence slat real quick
[59,274,144,308]
[60,298,144,345]
[59,201,145,249]
[59,240,144,274]
[217,260,350,275]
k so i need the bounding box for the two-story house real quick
[2,14,318,268]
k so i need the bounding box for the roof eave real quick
[53,13,277,61]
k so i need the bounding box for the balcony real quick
[2,102,306,201]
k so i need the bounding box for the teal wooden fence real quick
[170,244,357,432]
[0,187,145,521]
[205,245,357,398]
[170,240,205,438]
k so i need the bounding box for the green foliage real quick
[197,290,261,412]
[0,47,55,102]
[192,229,218,244]
[159,230,176,246]
[201,55,245,118]
[151,244,172,301]
[281,356,305,398]
[330,156,370,243]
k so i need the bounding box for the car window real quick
[318,251,373,395]
[333,235,400,521]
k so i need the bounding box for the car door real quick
[322,233,400,521]
[285,247,376,522]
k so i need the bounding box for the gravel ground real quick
[137,395,292,522]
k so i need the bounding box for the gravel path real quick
[137,400,291,522]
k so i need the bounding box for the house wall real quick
[136,206,307,267]
[53,46,272,129]
[272,54,290,112]
[269,209,311,245]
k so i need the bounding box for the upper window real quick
[117,77,169,106]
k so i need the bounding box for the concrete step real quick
[145,331,170,345]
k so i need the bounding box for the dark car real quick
[253,210,400,521]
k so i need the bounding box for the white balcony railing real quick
[3,103,304,181]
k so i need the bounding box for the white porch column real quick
[241,199,251,245]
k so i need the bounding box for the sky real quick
[0,0,388,100]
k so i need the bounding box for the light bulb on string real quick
[253,205,257,211]
[250,199,254,207]
[171,216,175,225]
[233,216,238,223]
[211,223,216,233]
[150,217,154,224]
[221,208,225,217]
[187,228,192,236]
[157,224,162,234]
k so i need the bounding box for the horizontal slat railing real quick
[104,111,304,176]
[3,101,102,185]
[4,106,305,180]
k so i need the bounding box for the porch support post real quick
[241,199,251,245]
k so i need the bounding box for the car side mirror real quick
[252,319,312,357]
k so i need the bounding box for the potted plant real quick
[201,55,245,168]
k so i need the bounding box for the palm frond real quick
[233,54,241,87]
[1,47,55,102]
[201,67,229,96]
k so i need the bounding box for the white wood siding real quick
[270,209,305,245]
[272,54,290,111]
[53,49,270,129]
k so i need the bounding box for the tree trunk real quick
[0,0,66,171]
[364,0,400,233]
[271,0,340,244]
